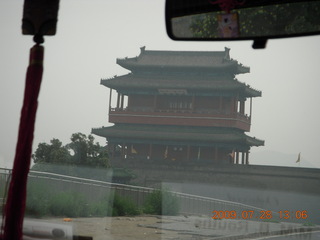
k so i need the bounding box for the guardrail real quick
[0,168,277,220]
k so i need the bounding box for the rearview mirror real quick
[166,0,320,48]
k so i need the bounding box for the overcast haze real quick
[1,0,320,169]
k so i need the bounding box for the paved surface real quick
[139,215,320,240]
[253,231,320,240]
[24,216,320,240]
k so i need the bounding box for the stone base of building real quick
[110,158,320,196]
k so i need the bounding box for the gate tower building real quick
[92,47,264,164]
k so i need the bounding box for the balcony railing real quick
[109,107,251,131]
[111,107,250,118]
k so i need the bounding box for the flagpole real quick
[296,152,301,167]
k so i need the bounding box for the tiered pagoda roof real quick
[101,74,261,97]
[116,46,250,74]
[92,124,264,148]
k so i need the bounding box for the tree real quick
[32,138,70,164]
[67,132,109,167]
[68,133,89,164]
[32,133,109,167]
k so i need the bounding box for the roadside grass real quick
[25,181,178,217]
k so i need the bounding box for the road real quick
[253,230,320,240]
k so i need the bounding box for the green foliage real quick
[89,197,112,217]
[26,183,180,218]
[48,192,89,217]
[190,14,218,38]
[25,182,51,217]
[0,176,9,200]
[143,189,179,216]
[32,132,109,168]
[68,133,108,166]
[33,139,70,164]
[25,181,139,218]
[190,2,320,38]
[111,194,140,216]
[25,181,90,217]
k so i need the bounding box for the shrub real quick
[48,192,89,217]
[87,193,140,217]
[26,181,90,217]
[25,181,51,217]
[0,178,9,199]
[89,201,111,217]
[143,189,179,216]
[25,181,140,218]
[89,194,113,217]
[111,194,140,216]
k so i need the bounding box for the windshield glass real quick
[1,1,320,240]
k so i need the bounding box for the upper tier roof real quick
[116,47,250,74]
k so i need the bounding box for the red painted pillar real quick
[109,88,112,111]
[236,151,239,164]
[241,151,245,164]
[116,92,120,109]
[246,150,249,164]
[240,100,245,115]
[120,94,124,109]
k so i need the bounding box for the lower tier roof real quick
[92,124,264,150]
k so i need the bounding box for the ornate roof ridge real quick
[235,78,262,95]
[140,47,228,56]
[117,46,233,62]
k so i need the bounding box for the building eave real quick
[116,47,249,75]
[100,74,262,97]
[92,124,264,147]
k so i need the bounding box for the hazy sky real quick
[1,0,320,168]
